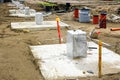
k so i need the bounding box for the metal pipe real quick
[110,28,120,31]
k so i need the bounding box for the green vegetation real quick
[37,2,57,7]
[116,0,120,2]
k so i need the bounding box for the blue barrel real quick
[79,9,90,22]
[0,0,4,3]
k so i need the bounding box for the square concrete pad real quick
[9,9,36,17]
[9,9,52,17]
[9,14,35,17]
[30,42,120,80]
[11,21,69,30]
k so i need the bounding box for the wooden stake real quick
[98,40,102,78]
[56,16,62,44]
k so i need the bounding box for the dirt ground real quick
[0,2,120,80]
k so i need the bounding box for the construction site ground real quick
[0,2,120,80]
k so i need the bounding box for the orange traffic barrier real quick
[110,28,120,31]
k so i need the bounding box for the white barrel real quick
[16,2,20,8]
[19,4,24,10]
[35,12,43,25]
[25,7,30,15]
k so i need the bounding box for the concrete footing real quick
[9,9,36,17]
[30,42,120,80]
[11,21,69,30]
[9,9,52,17]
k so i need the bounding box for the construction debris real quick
[107,14,120,23]
[91,5,120,15]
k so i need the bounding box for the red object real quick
[74,8,79,18]
[110,28,120,31]
[93,15,99,24]
[96,31,101,35]
[57,21,62,44]
[99,13,106,28]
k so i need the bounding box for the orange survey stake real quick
[98,40,102,78]
[56,16,62,44]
